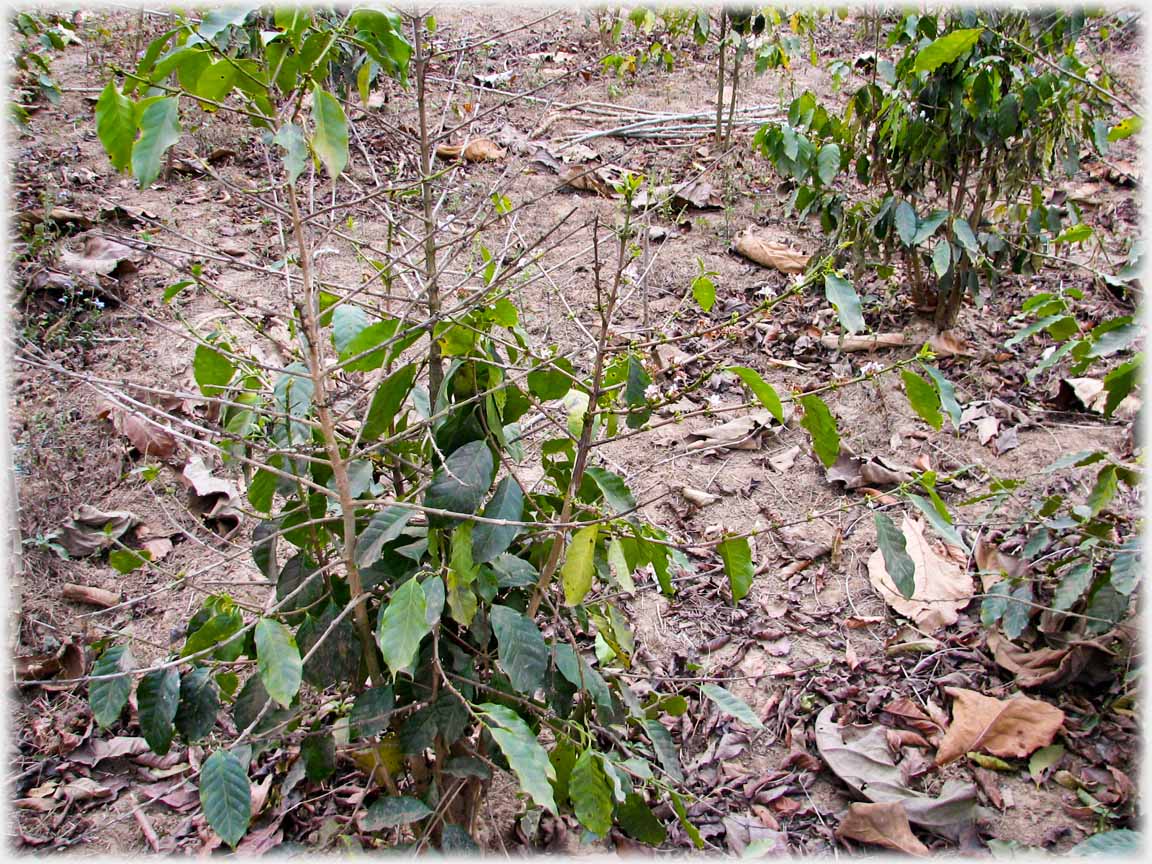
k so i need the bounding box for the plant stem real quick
[286,183,383,688]
[414,15,445,405]
[714,12,727,144]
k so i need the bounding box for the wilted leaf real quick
[181,456,242,535]
[985,630,1117,690]
[935,687,1064,766]
[46,505,139,558]
[435,137,506,162]
[686,410,779,452]
[732,228,810,273]
[61,232,144,278]
[836,802,930,856]
[867,516,973,631]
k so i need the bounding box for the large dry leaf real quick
[1056,377,1141,420]
[927,331,973,358]
[46,505,139,558]
[435,137,505,162]
[768,444,800,472]
[826,451,914,489]
[985,631,1117,690]
[935,687,1065,766]
[867,517,974,631]
[973,536,1027,591]
[815,705,977,831]
[633,180,721,211]
[61,233,144,278]
[69,736,151,766]
[836,802,930,856]
[686,409,781,452]
[97,401,178,460]
[732,228,809,273]
[561,164,621,197]
[181,456,242,535]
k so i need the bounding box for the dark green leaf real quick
[1087,465,1118,516]
[90,645,134,728]
[625,355,651,429]
[1053,560,1093,612]
[907,493,968,553]
[490,604,549,696]
[1068,830,1142,856]
[355,506,414,567]
[952,217,978,254]
[553,643,613,708]
[902,369,943,430]
[728,366,785,424]
[302,732,336,781]
[824,273,864,334]
[1103,355,1141,417]
[363,795,432,829]
[478,703,557,812]
[931,240,952,278]
[472,476,524,563]
[137,667,180,755]
[798,394,840,467]
[199,750,251,848]
[894,200,917,246]
[921,364,961,429]
[361,363,417,441]
[176,667,219,742]
[586,466,636,515]
[1110,539,1141,595]
[273,122,307,184]
[350,686,394,739]
[642,718,683,782]
[701,683,763,728]
[874,513,915,598]
[298,602,361,689]
[670,791,704,849]
[816,142,841,185]
[570,749,613,836]
[617,793,667,844]
[424,440,495,526]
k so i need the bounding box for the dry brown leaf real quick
[69,736,151,766]
[182,456,242,535]
[935,687,1065,766]
[732,228,810,273]
[435,137,506,162]
[46,505,139,558]
[973,537,1028,591]
[927,331,973,357]
[836,802,930,856]
[883,698,945,742]
[680,487,720,507]
[686,410,779,451]
[62,583,120,608]
[985,630,1117,690]
[17,207,93,230]
[886,728,932,751]
[97,401,178,460]
[61,233,144,278]
[867,516,974,631]
[561,165,617,197]
[767,444,800,472]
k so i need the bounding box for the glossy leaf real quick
[199,750,251,848]
[90,645,134,729]
[137,667,180,755]
[490,604,549,695]
[561,525,599,606]
[355,506,414,567]
[254,618,302,708]
[131,96,181,188]
[700,683,763,728]
[478,703,557,812]
[361,363,417,441]
[586,466,636,515]
[824,273,864,334]
[472,476,524,563]
[570,749,613,836]
[95,81,135,172]
[874,512,915,598]
[363,795,432,829]
[798,394,840,467]
[717,536,753,604]
[311,88,348,178]
[376,577,430,678]
[728,366,785,424]
[176,667,219,742]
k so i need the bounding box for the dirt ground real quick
[7,6,1143,856]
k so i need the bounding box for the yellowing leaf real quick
[561,526,598,606]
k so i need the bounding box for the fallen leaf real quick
[686,410,781,452]
[815,705,977,831]
[17,207,93,230]
[62,583,120,608]
[561,164,621,197]
[926,331,974,357]
[975,416,1000,445]
[985,630,1116,689]
[970,766,1004,810]
[867,517,974,631]
[633,180,721,211]
[181,456,242,535]
[993,425,1020,456]
[935,687,1065,766]
[836,802,930,856]
[732,228,810,273]
[722,814,788,856]
[883,698,944,742]
[69,736,151,766]
[680,487,720,507]
[973,537,1028,591]
[826,450,914,489]
[887,729,932,752]
[61,232,144,278]
[45,505,139,558]
[1056,377,1141,419]
[767,445,800,473]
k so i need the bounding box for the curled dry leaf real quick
[867,516,974,631]
[680,487,720,507]
[633,180,722,211]
[46,505,139,558]
[973,536,1028,591]
[836,802,930,857]
[826,450,914,489]
[97,401,178,460]
[686,409,782,452]
[985,630,1117,690]
[17,207,93,230]
[820,332,912,352]
[814,704,977,831]
[927,331,974,358]
[181,456,242,535]
[767,444,800,473]
[1056,377,1141,420]
[435,137,506,162]
[934,687,1065,766]
[561,164,621,197]
[61,232,144,278]
[732,228,810,273]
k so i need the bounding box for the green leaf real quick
[911,210,948,245]
[700,683,763,728]
[254,618,302,708]
[798,394,840,467]
[1107,116,1143,142]
[1053,560,1094,612]
[376,577,430,678]
[355,506,413,567]
[691,272,716,312]
[363,795,432,829]
[1055,223,1093,245]
[625,355,652,429]
[894,200,918,246]
[362,362,417,441]
[176,667,219,742]
[193,59,236,103]
[137,667,180,755]
[931,239,952,278]
[902,369,943,430]
[922,364,961,429]
[273,122,307,184]
[670,790,704,849]
[199,750,251,849]
[1028,744,1064,782]
[728,366,785,424]
[816,142,841,185]
[561,525,599,606]
[952,217,978,254]
[447,522,478,626]
[717,536,753,605]
[913,27,983,72]
[193,343,234,398]
[1110,539,1141,595]
[350,686,395,739]
[586,466,636,515]
[424,440,495,526]
[642,718,683,782]
[553,643,613,708]
[617,792,667,844]
[108,548,150,574]
[311,88,348,178]
[823,273,864,334]
[907,493,968,553]
[527,357,576,401]
[1067,830,1142,856]
[95,81,136,172]
[331,305,368,354]
[570,749,614,837]
[1087,465,1118,516]
[490,605,549,696]
[90,645,134,728]
[478,703,557,813]
[298,601,361,689]
[472,476,524,563]
[874,513,915,598]
[131,96,181,188]
[301,731,336,781]
[1103,354,1141,417]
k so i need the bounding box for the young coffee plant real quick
[753,8,1141,330]
[9,10,81,122]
